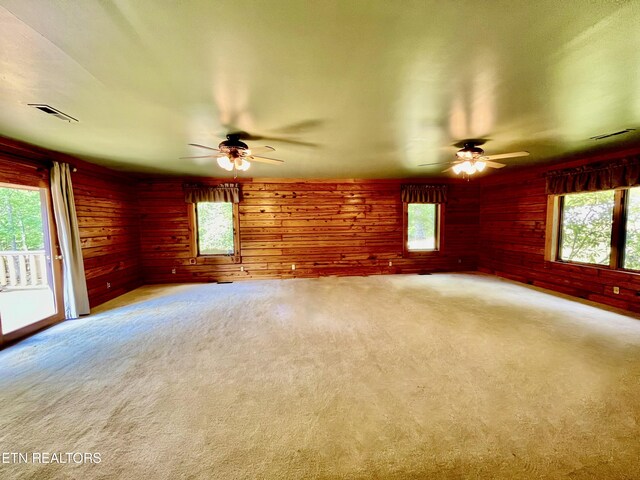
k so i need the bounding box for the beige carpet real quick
[1,273,640,479]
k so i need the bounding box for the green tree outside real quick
[0,186,44,251]
[407,203,436,250]
[560,190,614,265]
[623,188,640,270]
[196,202,234,254]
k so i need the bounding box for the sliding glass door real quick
[0,183,63,344]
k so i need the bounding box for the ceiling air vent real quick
[590,128,635,140]
[28,104,78,123]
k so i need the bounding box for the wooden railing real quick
[0,250,48,289]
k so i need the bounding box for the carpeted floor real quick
[1,273,640,479]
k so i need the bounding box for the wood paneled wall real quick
[138,179,479,283]
[0,137,142,308]
[479,150,640,313]
[7,134,640,314]
[72,166,142,307]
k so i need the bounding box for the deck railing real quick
[0,250,48,289]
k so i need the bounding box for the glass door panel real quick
[0,184,61,340]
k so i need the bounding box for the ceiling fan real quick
[181,133,286,176]
[420,141,529,176]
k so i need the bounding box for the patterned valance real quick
[401,184,448,203]
[545,156,640,195]
[184,183,240,203]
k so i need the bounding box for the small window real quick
[196,202,235,255]
[559,190,615,265]
[623,187,640,270]
[406,203,438,251]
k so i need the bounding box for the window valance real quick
[401,184,448,203]
[184,183,240,203]
[545,156,640,195]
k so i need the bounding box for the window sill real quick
[195,255,241,265]
[404,249,440,258]
[549,260,640,276]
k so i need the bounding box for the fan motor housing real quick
[458,143,484,159]
[219,135,249,157]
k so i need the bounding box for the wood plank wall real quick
[0,137,142,308]
[138,178,479,283]
[479,151,640,313]
[72,166,142,307]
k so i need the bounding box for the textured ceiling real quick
[1,0,639,178]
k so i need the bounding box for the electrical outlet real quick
[240,266,244,272]
[106,282,111,289]
[291,264,296,270]
[613,286,620,294]
[388,261,393,267]
[171,268,176,274]
[458,258,462,264]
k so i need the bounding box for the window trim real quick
[402,202,443,257]
[548,187,640,272]
[189,202,241,264]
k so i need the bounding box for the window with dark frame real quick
[554,186,640,271]
[405,203,439,252]
[195,202,236,256]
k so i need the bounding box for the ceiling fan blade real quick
[249,155,284,165]
[270,119,324,134]
[442,166,454,173]
[249,146,276,154]
[188,143,220,152]
[249,155,285,165]
[229,131,315,147]
[250,135,317,147]
[180,154,217,159]
[483,151,529,161]
[418,161,449,167]
[484,160,506,169]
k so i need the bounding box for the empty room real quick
[1,1,640,478]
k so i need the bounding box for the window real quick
[623,188,640,270]
[195,202,238,256]
[552,186,640,271]
[405,203,439,252]
[559,190,615,265]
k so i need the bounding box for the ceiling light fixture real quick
[216,155,251,173]
[452,143,486,176]
[216,156,235,171]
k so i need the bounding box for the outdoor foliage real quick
[0,186,44,251]
[196,202,234,254]
[407,203,436,250]
[560,190,614,265]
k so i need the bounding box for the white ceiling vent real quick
[590,129,635,141]
[28,104,78,123]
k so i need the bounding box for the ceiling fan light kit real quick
[453,160,486,175]
[452,143,488,176]
[420,141,529,177]
[184,133,285,176]
[216,156,250,172]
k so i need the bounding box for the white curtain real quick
[50,161,90,318]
